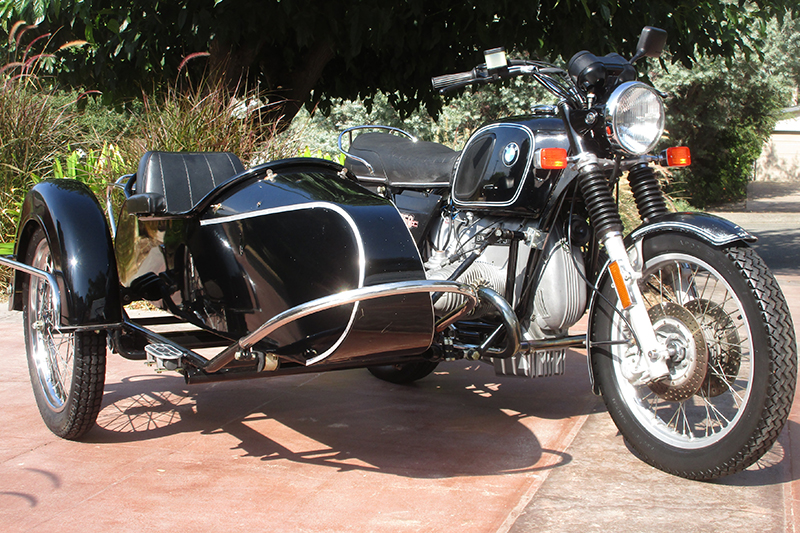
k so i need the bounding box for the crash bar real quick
[0,255,62,326]
[204,280,521,373]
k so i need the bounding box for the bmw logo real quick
[502,142,520,167]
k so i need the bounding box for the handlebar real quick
[431,69,482,91]
[431,59,583,106]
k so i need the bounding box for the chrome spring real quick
[579,166,623,238]
[628,163,668,223]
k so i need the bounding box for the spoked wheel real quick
[591,233,796,480]
[22,228,106,439]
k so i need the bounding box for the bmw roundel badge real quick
[502,142,520,167]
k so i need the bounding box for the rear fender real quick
[11,180,122,327]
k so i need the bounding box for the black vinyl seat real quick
[133,151,245,214]
[345,133,458,188]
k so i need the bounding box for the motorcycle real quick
[2,27,795,481]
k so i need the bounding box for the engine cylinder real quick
[427,261,506,317]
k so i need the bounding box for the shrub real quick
[119,74,293,168]
[658,70,783,208]
[0,24,77,243]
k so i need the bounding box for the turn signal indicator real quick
[663,146,691,167]
[535,148,568,169]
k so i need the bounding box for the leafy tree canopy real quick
[1,0,797,124]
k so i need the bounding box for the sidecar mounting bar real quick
[203,280,518,373]
[0,255,61,327]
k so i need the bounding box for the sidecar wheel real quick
[591,233,796,480]
[22,229,106,439]
[367,361,439,384]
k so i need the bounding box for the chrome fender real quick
[585,212,756,394]
[10,180,122,328]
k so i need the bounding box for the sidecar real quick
[2,152,520,437]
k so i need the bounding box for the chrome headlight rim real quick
[604,81,665,156]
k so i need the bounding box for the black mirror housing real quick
[631,27,667,63]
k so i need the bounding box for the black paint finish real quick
[12,180,121,327]
[115,159,434,366]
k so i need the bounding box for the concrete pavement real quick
[1,182,800,532]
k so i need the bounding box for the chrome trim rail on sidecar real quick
[0,255,62,327]
[124,279,527,377]
[0,255,584,374]
[203,280,502,373]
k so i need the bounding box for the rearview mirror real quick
[631,27,667,63]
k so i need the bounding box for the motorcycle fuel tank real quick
[452,116,570,216]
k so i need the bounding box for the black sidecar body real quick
[7,153,502,390]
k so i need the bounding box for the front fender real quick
[628,212,756,247]
[11,180,122,328]
[585,211,755,394]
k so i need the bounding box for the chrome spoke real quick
[611,251,753,449]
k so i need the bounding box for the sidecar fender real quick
[10,180,122,328]
[585,212,756,394]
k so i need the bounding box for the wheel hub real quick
[684,299,741,397]
[647,302,709,401]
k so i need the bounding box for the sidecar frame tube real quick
[0,255,62,328]
[203,279,493,373]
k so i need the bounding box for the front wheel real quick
[22,228,106,439]
[591,233,796,480]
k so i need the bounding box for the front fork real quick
[574,153,671,383]
[557,96,671,384]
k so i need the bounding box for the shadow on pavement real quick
[84,353,599,479]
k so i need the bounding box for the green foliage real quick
[287,76,555,159]
[297,146,346,166]
[0,36,74,243]
[2,0,797,124]
[120,76,294,167]
[653,15,798,208]
[51,143,126,197]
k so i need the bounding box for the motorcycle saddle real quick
[346,132,459,188]
[132,151,245,214]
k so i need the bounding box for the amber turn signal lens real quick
[608,260,633,309]
[537,148,568,169]
[666,146,691,167]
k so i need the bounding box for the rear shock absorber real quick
[628,162,668,223]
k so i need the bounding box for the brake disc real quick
[684,299,742,398]
[647,302,709,402]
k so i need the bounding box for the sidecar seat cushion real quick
[346,132,459,188]
[135,151,245,214]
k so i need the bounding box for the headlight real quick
[604,81,665,155]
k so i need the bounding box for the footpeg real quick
[145,343,183,371]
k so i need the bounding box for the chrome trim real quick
[204,280,487,373]
[338,125,417,176]
[0,255,62,328]
[452,122,535,208]
[202,201,367,365]
[604,81,665,155]
[476,287,520,358]
[107,174,133,239]
[629,219,754,247]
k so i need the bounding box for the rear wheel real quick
[22,228,106,439]
[591,233,796,480]
[367,360,439,384]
